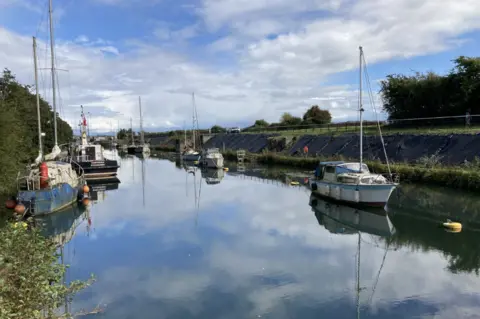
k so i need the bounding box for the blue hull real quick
[17,183,82,216]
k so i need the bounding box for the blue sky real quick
[1,0,479,132]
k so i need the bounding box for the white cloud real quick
[1,0,480,132]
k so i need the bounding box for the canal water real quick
[39,152,480,319]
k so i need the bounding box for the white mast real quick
[33,37,43,164]
[192,92,196,150]
[130,117,135,145]
[139,96,144,145]
[48,0,59,150]
[359,46,364,172]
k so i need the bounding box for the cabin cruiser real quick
[201,148,224,168]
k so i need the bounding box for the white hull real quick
[309,180,396,207]
[203,156,224,168]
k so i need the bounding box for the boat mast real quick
[33,37,43,158]
[139,96,144,145]
[359,46,364,172]
[48,0,58,148]
[192,92,196,150]
[130,117,134,145]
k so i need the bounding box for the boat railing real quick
[364,173,400,185]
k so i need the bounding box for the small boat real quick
[182,93,201,161]
[69,107,119,181]
[15,36,86,216]
[201,148,224,168]
[128,96,150,155]
[309,46,398,207]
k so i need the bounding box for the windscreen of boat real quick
[336,163,369,174]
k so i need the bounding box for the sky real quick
[1,0,480,133]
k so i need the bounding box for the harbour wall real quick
[198,133,480,165]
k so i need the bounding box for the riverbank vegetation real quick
[0,69,73,194]
[221,151,480,191]
[0,219,93,318]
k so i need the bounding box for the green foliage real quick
[381,56,480,122]
[303,105,332,124]
[117,128,133,140]
[280,112,302,126]
[254,119,269,127]
[0,221,93,319]
[210,125,226,133]
[0,69,73,194]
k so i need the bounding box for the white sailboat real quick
[128,97,150,155]
[309,46,398,207]
[182,93,201,161]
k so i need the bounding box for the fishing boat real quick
[200,148,224,168]
[69,106,119,181]
[128,97,150,155]
[15,34,86,216]
[309,46,398,207]
[182,93,201,161]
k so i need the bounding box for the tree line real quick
[380,56,480,125]
[0,69,73,194]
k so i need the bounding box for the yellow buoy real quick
[193,161,199,165]
[290,181,300,186]
[442,220,462,231]
[223,167,229,171]
[83,185,90,193]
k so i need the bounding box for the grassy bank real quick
[221,151,480,191]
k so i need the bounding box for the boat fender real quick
[442,220,462,230]
[311,183,318,191]
[40,162,49,189]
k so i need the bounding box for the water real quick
[38,152,480,319]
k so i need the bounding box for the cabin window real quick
[325,166,335,174]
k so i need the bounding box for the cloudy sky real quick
[1,0,480,133]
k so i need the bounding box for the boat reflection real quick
[35,203,88,247]
[88,182,119,204]
[201,168,225,185]
[309,193,396,237]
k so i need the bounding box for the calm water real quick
[38,152,480,319]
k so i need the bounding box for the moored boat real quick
[201,148,224,168]
[308,46,398,207]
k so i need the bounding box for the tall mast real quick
[130,117,134,145]
[139,96,144,145]
[192,92,196,150]
[33,37,43,157]
[359,46,364,172]
[49,0,58,147]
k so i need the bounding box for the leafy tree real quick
[210,125,226,133]
[280,112,302,126]
[0,69,73,194]
[302,105,332,124]
[254,119,269,127]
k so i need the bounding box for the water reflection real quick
[309,194,395,237]
[44,155,480,319]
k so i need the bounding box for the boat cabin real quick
[315,161,370,183]
[74,144,104,162]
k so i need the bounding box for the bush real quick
[0,221,93,318]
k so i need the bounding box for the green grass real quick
[222,150,480,191]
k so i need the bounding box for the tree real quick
[254,119,269,127]
[210,125,226,133]
[302,105,332,125]
[280,112,302,126]
[117,128,132,140]
[0,69,73,193]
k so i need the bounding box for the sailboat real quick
[14,30,86,215]
[128,96,150,155]
[69,105,119,181]
[182,93,201,161]
[309,46,398,207]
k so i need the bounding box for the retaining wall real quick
[201,133,480,165]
